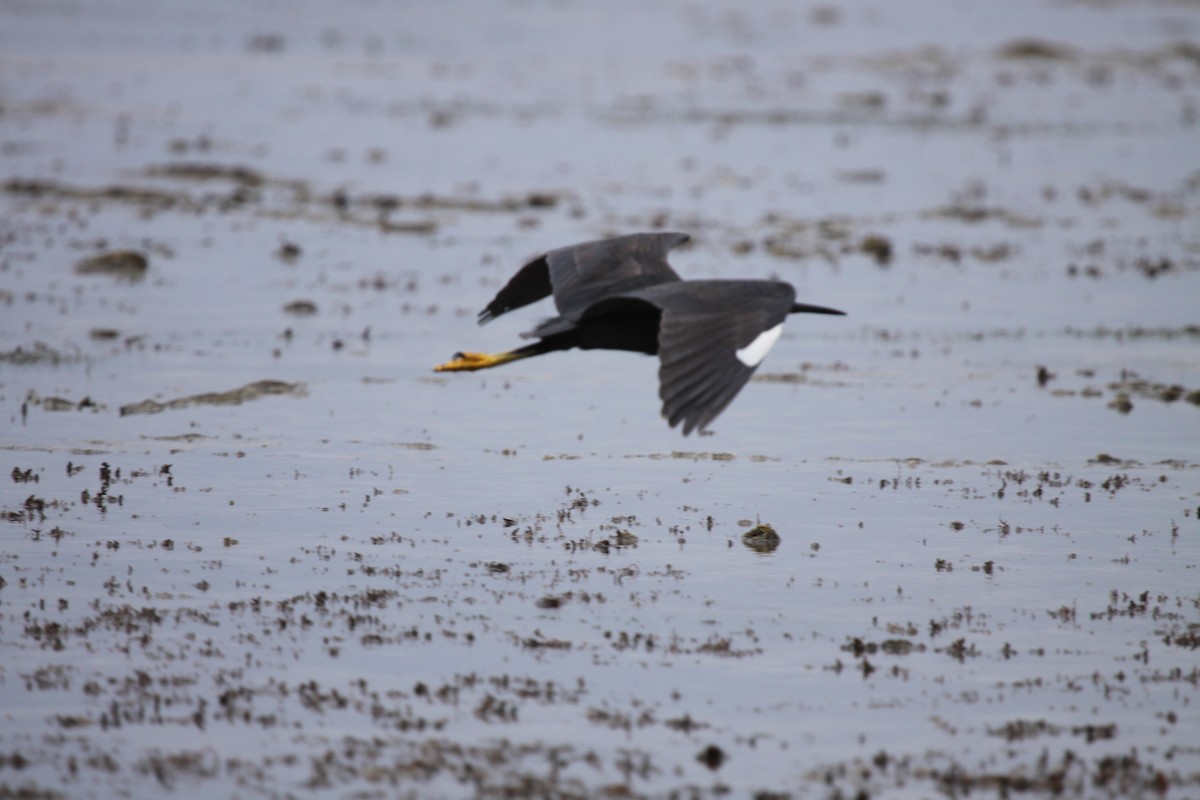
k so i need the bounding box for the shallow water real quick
[2,1,1199,797]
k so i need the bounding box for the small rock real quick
[1107,393,1133,414]
[283,300,318,316]
[697,744,726,770]
[742,523,781,553]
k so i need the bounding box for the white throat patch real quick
[735,323,784,367]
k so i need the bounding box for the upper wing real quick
[636,280,797,435]
[479,232,688,324]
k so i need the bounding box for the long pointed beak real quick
[791,302,846,316]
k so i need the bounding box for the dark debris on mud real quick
[3,170,567,239]
[118,380,307,416]
[2,457,1198,798]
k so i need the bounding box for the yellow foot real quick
[433,351,506,372]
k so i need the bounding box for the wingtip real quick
[666,231,692,250]
[663,404,707,437]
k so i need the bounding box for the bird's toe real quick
[433,351,492,372]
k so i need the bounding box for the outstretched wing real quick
[635,280,797,435]
[479,232,688,324]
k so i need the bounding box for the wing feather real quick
[544,232,687,316]
[635,280,796,434]
[478,232,689,325]
[662,345,751,434]
[478,255,551,324]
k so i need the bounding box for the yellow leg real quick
[433,351,520,372]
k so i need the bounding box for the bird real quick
[434,232,845,435]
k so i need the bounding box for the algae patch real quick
[120,380,307,416]
[74,250,149,280]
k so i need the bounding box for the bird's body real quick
[435,232,844,434]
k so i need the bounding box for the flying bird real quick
[434,232,844,434]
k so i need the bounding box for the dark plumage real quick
[435,232,844,434]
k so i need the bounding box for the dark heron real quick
[434,232,845,435]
